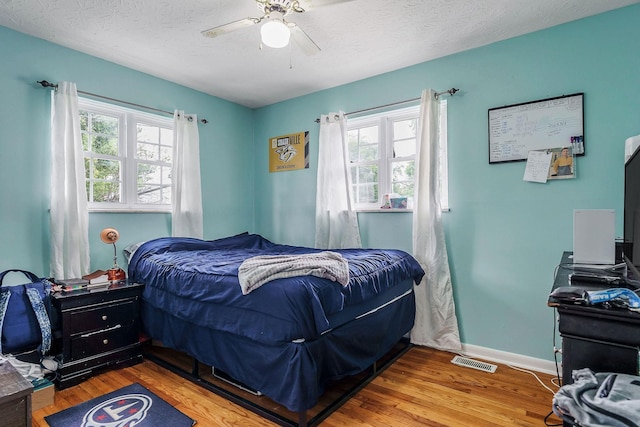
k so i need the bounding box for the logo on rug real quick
[81,393,153,427]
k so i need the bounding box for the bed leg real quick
[297,411,308,427]
[192,359,199,377]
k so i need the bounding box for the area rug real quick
[45,383,196,427]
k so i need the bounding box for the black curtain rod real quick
[37,80,208,124]
[313,88,459,123]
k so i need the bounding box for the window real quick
[79,98,174,212]
[346,102,449,211]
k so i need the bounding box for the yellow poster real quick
[269,131,309,173]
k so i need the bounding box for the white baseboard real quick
[459,343,560,376]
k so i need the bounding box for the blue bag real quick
[0,269,52,355]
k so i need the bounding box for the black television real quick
[624,144,640,280]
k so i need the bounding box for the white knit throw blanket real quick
[238,251,349,295]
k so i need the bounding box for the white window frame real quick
[79,98,174,212]
[347,101,449,212]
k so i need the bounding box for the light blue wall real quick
[252,5,640,360]
[0,26,255,275]
[1,5,639,362]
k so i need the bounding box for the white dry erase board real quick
[488,93,584,164]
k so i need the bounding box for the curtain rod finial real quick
[37,80,57,88]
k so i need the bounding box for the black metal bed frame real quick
[143,338,412,426]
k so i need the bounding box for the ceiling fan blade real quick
[298,0,356,11]
[290,24,321,55]
[201,17,260,38]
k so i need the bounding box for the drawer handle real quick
[80,324,122,338]
[103,339,109,345]
[102,315,108,321]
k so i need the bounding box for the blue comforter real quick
[128,233,424,344]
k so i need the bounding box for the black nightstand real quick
[51,281,144,389]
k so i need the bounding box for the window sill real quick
[89,208,171,214]
[357,208,413,213]
[356,208,450,213]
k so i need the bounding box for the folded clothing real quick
[238,251,349,295]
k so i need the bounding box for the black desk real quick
[550,252,640,387]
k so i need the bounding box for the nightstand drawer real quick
[70,323,138,360]
[68,299,137,335]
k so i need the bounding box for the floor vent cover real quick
[451,355,497,373]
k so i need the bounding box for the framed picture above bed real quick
[488,93,584,164]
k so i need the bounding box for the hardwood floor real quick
[32,346,564,426]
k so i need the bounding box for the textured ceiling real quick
[1,0,638,108]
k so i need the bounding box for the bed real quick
[127,233,424,425]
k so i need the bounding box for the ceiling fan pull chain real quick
[289,41,293,69]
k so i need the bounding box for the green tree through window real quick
[79,98,173,211]
[346,103,448,210]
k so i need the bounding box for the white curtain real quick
[410,89,461,351]
[315,112,362,249]
[172,110,203,239]
[49,82,90,279]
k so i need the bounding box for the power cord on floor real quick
[451,351,564,425]
[544,410,564,426]
[451,350,561,394]
[507,363,558,394]
[504,363,564,426]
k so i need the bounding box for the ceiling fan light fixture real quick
[260,15,290,48]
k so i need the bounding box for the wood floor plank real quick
[32,346,564,426]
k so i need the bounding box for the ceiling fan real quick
[201,0,351,55]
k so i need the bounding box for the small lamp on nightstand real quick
[100,227,126,282]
